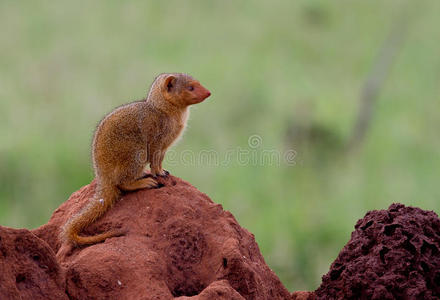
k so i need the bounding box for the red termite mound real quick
[31,175,292,299]
[0,227,68,300]
[315,203,440,300]
[2,174,439,300]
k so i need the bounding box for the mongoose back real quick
[62,73,211,246]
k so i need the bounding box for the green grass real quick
[1,0,439,291]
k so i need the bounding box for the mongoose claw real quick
[153,169,169,178]
[158,170,169,177]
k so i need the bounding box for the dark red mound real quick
[315,203,440,300]
[3,176,438,300]
[0,227,68,300]
[31,175,292,300]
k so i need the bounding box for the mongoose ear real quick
[164,75,176,93]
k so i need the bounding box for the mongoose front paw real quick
[158,170,169,177]
[152,169,169,178]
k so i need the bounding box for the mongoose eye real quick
[188,86,194,91]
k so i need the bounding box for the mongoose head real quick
[150,73,211,108]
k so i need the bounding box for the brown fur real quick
[62,73,211,246]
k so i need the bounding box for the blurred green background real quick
[1,0,439,291]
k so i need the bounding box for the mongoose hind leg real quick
[118,177,158,192]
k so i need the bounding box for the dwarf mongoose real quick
[62,73,211,246]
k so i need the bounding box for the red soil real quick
[12,175,292,299]
[1,175,438,299]
[0,227,68,300]
[315,203,440,300]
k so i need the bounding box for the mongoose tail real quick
[62,184,122,246]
